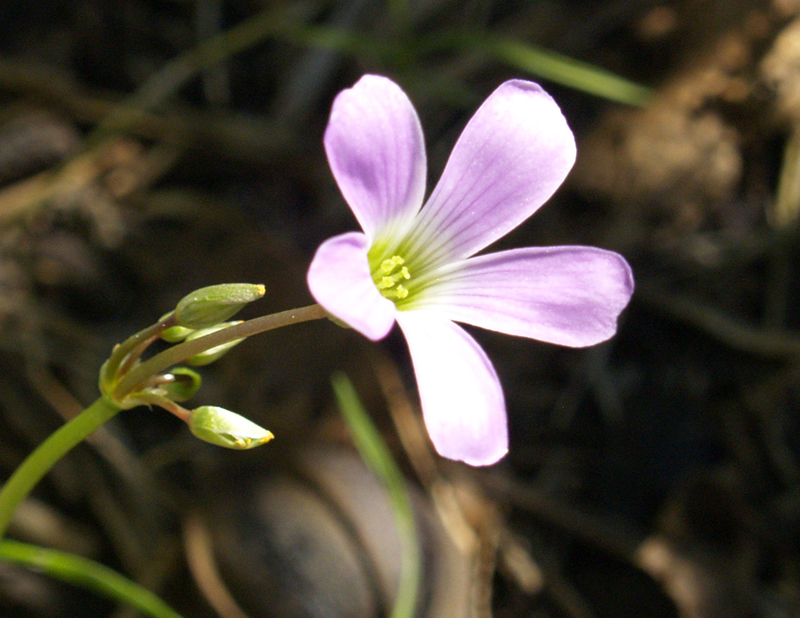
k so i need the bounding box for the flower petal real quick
[406,80,576,265]
[395,311,507,466]
[307,232,396,341]
[417,246,633,347]
[324,75,426,242]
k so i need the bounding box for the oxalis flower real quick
[308,75,633,466]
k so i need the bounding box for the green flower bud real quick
[184,322,244,366]
[189,406,274,449]
[153,312,191,342]
[174,284,265,329]
[161,367,202,402]
[161,325,195,343]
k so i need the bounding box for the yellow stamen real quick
[374,255,412,301]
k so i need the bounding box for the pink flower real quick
[308,75,633,466]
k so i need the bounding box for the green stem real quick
[0,539,184,618]
[0,397,121,539]
[0,304,327,539]
[114,304,327,399]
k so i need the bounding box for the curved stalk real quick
[0,397,121,538]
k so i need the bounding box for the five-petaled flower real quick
[308,75,633,466]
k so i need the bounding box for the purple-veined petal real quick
[416,246,633,347]
[324,75,426,242]
[395,311,507,466]
[307,232,396,341]
[406,80,576,266]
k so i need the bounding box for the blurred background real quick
[0,0,798,617]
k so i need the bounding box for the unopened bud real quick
[161,325,194,343]
[174,284,265,329]
[184,322,244,366]
[189,405,274,450]
[154,312,193,342]
[161,367,202,402]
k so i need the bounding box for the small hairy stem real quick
[114,304,327,399]
[0,397,121,538]
[103,314,177,386]
[133,391,192,422]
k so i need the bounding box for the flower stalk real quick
[0,397,121,538]
[0,302,328,540]
[112,304,326,400]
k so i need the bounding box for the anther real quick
[374,255,413,301]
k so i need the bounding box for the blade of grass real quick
[0,540,184,618]
[331,372,420,618]
[285,26,652,106]
[483,35,653,107]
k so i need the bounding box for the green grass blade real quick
[331,372,421,618]
[0,540,184,618]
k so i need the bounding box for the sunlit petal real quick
[307,232,396,341]
[417,247,633,347]
[406,80,576,265]
[396,311,507,466]
[324,75,426,242]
